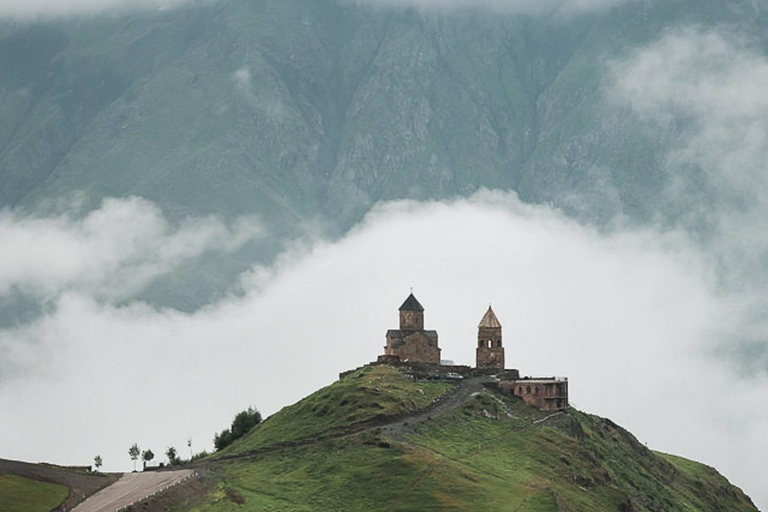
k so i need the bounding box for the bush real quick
[214,429,233,451]
[191,450,210,461]
[214,406,262,451]
[232,407,262,438]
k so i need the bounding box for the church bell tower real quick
[399,293,424,331]
[476,306,505,369]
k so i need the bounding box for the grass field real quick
[218,365,454,455]
[0,474,69,512]
[188,372,757,512]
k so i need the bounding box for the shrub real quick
[214,406,262,451]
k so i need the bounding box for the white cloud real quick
[232,67,253,93]
[0,0,638,19]
[610,29,768,287]
[344,0,637,15]
[0,0,201,19]
[0,196,263,301]
[0,191,764,507]
[609,28,768,385]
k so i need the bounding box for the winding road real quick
[70,470,195,512]
[68,376,497,512]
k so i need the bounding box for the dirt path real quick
[66,376,521,512]
[70,470,195,512]
[378,376,494,436]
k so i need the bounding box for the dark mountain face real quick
[0,0,593,225]
[0,2,678,218]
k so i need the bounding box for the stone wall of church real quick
[386,331,440,365]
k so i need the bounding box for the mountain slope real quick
[170,365,758,512]
[4,0,768,224]
[0,458,116,511]
[0,474,68,512]
[4,0,768,309]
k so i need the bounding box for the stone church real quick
[383,293,441,365]
[376,293,569,412]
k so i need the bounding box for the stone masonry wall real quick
[386,331,440,365]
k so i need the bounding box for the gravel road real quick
[70,470,194,512]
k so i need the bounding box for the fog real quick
[0,197,262,303]
[611,27,768,376]
[0,191,765,507]
[345,0,637,15]
[0,0,204,19]
[0,0,644,20]
[0,0,636,20]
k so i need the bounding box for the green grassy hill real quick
[177,365,757,512]
[0,458,116,512]
[0,474,69,512]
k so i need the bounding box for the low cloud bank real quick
[0,0,210,19]
[0,191,764,507]
[610,28,768,376]
[345,0,636,15]
[0,196,262,302]
[0,0,637,19]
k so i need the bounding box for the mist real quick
[610,27,768,376]
[0,0,638,20]
[0,0,207,19]
[344,0,637,15]
[0,191,765,507]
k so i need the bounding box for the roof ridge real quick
[399,293,424,311]
[478,306,501,328]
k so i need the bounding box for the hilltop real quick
[0,458,116,512]
[138,365,758,511]
[2,365,758,511]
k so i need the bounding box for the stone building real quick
[383,293,441,365]
[501,378,569,411]
[476,306,505,369]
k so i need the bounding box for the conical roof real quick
[399,293,424,311]
[478,306,501,328]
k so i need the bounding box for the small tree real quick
[214,428,233,451]
[214,406,262,451]
[231,407,262,439]
[142,449,155,469]
[128,443,140,472]
[166,446,178,466]
[94,455,103,472]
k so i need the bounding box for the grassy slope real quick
[217,365,454,455]
[0,474,69,512]
[188,369,756,512]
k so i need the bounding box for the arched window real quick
[526,386,531,394]
[534,387,539,395]
[518,387,523,395]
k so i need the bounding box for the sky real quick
[1,1,768,510]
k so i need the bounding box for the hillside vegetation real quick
[176,366,758,512]
[217,365,454,455]
[0,474,69,512]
